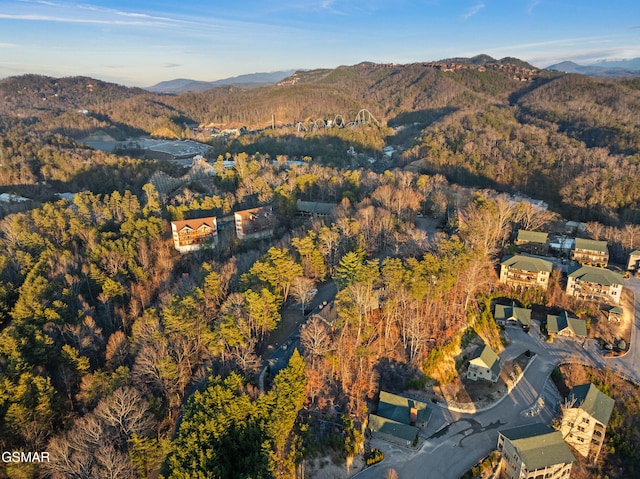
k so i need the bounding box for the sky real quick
[1,0,640,87]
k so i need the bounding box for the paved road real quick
[260,281,338,383]
[355,277,640,479]
[604,276,640,382]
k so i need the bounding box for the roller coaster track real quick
[296,109,379,133]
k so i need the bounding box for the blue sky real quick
[1,0,639,86]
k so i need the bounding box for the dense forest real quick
[1,56,640,478]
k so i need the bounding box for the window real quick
[582,417,590,424]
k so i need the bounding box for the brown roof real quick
[171,216,216,232]
[235,206,275,233]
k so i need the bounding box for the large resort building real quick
[499,255,554,290]
[497,423,575,479]
[171,217,218,253]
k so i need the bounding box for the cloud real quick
[462,2,485,20]
[0,43,18,47]
[165,63,181,68]
[0,12,178,27]
[4,1,200,28]
[526,0,541,14]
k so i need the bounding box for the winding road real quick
[354,276,640,479]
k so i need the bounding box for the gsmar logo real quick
[1,451,50,463]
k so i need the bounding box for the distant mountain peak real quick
[146,70,298,93]
[547,58,640,77]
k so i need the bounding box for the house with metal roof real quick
[368,391,430,447]
[514,230,549,256]
[497,423,575,479]
[572,238,609,267]
[499,254,554,290]
[494,302,532,329]
[295,200,337,218]
[566,265,624,305]
[467,344,500,383]
[171,216,218,253]
[547,311,587,338]
[560,383,615,463]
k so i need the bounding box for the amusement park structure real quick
[296,109,380,132]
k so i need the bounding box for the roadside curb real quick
[433,354,539,414]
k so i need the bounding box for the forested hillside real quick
[1,55,640,478]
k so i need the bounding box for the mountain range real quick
[146,70,298,93]
[547,58,640,77]
[0,53,638,224]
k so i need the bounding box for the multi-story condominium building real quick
[571,238,609,267]
[171,217,217,253]
[234,206,275,241]
[514,230,549,256]
[566,265,624,305]
[560,383,615,463]
[497,423,575,479]
[499,255,554,290]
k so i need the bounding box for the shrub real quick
[366,448,384,466]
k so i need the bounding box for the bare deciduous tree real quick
[291,276,317,314]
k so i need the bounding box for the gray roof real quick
[501,254,553,273]
[568,265,624,286]
[296,200,337,215]
[516,230,548,244]
[494,302,532,326]
[547,311,587,337]
[569,383,615,426]
[500,423,575,470]
[574,238,608,253]
[469,344,500,377]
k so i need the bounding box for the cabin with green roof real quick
[494,302,532,329]
[368,391,430,447]
[499,254,554,290]
[497,423,575,479]
[547,311,587,338]
[566,265,624,305]
[560,383,615,463]
[467,344,500,383]
[572,238,609,267]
